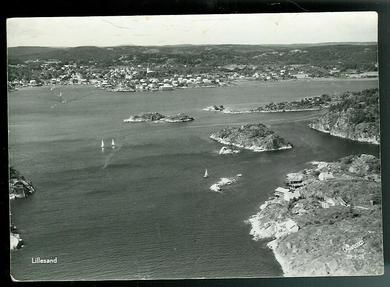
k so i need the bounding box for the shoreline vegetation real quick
[240,88,381,276]
[9,167,36,251]
[210,124,293,153]
[247,154,383,276]
[309,89,379,145]
[123,112,194,123]
[204,88,379,144]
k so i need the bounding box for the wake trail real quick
[102,145,122,169]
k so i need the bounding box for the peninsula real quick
[210,123,292,152]
[123,112,194,123]
[309,88,379,144]
[247,154,383,276]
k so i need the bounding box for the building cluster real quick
[8,57,378,92]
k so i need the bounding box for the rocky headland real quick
[247,154,383,276]
[210,123,292,152]
[123,112,194,123]
[9,167,36,250]
[309,88,379,144]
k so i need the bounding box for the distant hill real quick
[7,43,378,69]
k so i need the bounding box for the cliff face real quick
[210,123,292,152]
[309,88,379,144]
[248,154,383,276]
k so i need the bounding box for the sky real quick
[7,12,377,47]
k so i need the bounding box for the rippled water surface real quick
[9,79,379,280]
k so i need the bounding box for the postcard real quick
[8,12,382,280]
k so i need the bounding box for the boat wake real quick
[102,140,121,169]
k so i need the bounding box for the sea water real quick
[9,79,379,280]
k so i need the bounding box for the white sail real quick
[111,139,115,147]
[203,169,208,178]
[101,139,104,148]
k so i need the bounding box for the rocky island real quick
[309,88,379,144]
[203,105,226,112]
[247,154,383,276]
[123,112,194,123]
[203,94,333,114]
[252,94,332,113]
[210,123,292,152]
[9,167,36,250]
[210,174,242,193]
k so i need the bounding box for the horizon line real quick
[7,41,378,49]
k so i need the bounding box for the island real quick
[210,174,242,192]
[210,123,293,152]
[202,94,332,114]
[10,167,36,250]
[252,94,331,112]
[309,88,379,144]
[247,154,383,276]
[202,105,226,112]
[123,112,194,123]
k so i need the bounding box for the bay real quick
[9,79,379,280]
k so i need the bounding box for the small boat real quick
[203,169,208,178]
[58,92,62,97]
[111,139,115,148]
[101,139,105,149]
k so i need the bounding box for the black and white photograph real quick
[7,12,383,280]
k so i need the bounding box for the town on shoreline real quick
[8,44,378,93]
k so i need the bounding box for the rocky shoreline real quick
[309,88,379,145]
[210,124,293,152]
[309,123,379,145]
[203,104,320,114]
[123,112,194,123]
[9,167,36,250]
[247,154,383,276]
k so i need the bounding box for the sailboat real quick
[101,139,105,149]
[203,169,208,178]
[111,139,116,148]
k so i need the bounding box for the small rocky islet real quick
[123,112,194,123]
